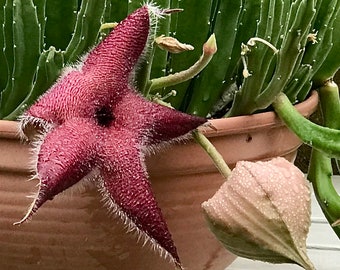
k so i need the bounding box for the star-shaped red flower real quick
[16,6,206,269]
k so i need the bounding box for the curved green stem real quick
[147,34,217,94]
[307,81,340,237]
[272,91,340,159]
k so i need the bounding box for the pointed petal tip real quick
[98,147,182,268]
[101,191,182,268]
[83,5,151,78]
[204,34,218,55]
[13,190,41,226]
[19,113,53,140]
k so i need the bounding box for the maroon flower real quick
[16,6,206,268]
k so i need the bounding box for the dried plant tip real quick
[240,43,251,56]
[155,35,194,53]
[202,157,315,270]
[307,33,318,44]
[247,37,279,54]
[332,219,340,227]
[161,8,184,14]
[100,22,118,31]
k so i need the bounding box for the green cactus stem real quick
[0,0,41,119]
[273,88,340,159]
[307,81,340,238]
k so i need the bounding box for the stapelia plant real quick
[15,6,208,269]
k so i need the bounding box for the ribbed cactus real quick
[143,0,339,117]
[0,0,110,119]
[121,0,339,117]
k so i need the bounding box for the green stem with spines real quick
[230,0,281,112]
[6,46,64,119]
[134,0,172,96]
[285,64,313,102]
[0,0,7,91]
[302,0,339,85]
[106,0,128,23]
[215,0,261,116]
[2,0,14,97]
[32,0,46,49]
[64,0,108,64]
[312,0,340,85]
[255,0,316,111]
[1,0,112,120]
[227,0,316,116]
[44,0,78,50]
[221,0,261,85]
[149,0,171,80]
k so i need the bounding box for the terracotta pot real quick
[0,91,318,270]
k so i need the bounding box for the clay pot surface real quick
[0,91,318,270]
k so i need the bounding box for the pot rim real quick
[0,91,319,140]
[200,91,318,137]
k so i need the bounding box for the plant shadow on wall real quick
[0,0,340,270]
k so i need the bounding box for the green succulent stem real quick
[193,129,231,179]
[272,90,340,159]
[307,80,340,237]
[308,149,340,236]
[140,43,157,97]
[273,81,340,236]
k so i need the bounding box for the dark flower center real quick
[95,106,115,127]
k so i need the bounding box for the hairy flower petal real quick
[24,6,151,124]
[15,118,97,224]
[96,135,180,266]
[83,6,150,80]
[115,92,206,144]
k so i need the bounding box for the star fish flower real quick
[16,5,206,268]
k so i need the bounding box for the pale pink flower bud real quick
[202,157,315,270]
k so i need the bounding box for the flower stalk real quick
[147,34,217,93]
[192,129,231,178]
